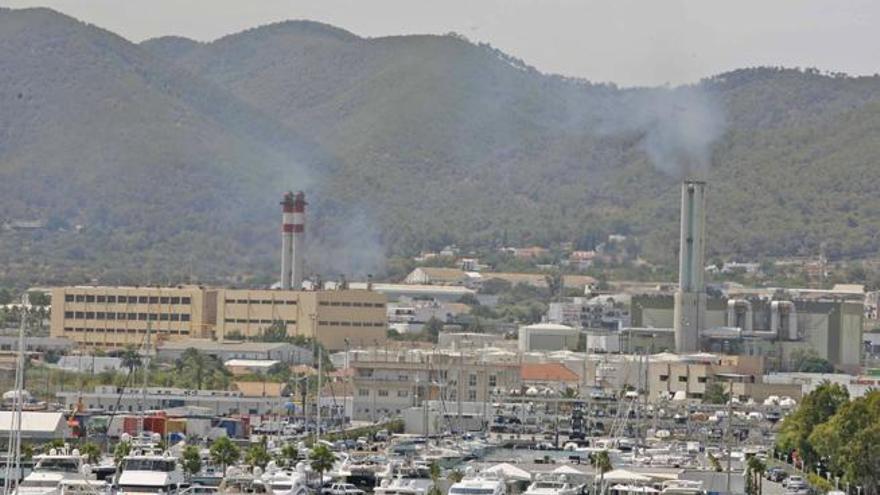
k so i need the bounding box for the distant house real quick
[404,267,470,286]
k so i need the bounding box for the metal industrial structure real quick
[280,191,307,290]
[674,180,708,353]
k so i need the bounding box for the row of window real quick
[658,375,708,383]
[225,299,297,305]
[358,389,412,398]
[64,311,191,322]
[318,301,385,308]
[63,327,190,335]
[64,294,192,305]
[317,321,385,327]
[224,319,296,325]
[358,389,480,402]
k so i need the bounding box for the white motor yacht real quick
[58,479,110,495]
[220,466,273,495]
[261,462,308,495]
[116,440,185,495]
[448,472,506,495]
[375,478,435,495]
[14,447,94,495]
[522,474,582,495]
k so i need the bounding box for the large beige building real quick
[217,288,387,349]
[50,286,215,348]
[51,286,387,351]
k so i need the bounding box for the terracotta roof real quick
[520,363,579,383]
[233,381,288,397]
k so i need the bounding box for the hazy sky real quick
[2,0,878,87]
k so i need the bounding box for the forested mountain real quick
[1,8,879,287]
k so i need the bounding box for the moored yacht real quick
[375,478,435,495]
[522,474,583,495]
[261,462,308,495]
[14,447,93,495]
[448,472,506,495]
[116,439,185,495]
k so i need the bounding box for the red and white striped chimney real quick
[291,191,307,289]
[280,192,295,289]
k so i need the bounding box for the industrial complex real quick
[48,192,388,351]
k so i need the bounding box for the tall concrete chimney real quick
[280,192,295,289]
[674,180,707,353]
[291,191,307,289]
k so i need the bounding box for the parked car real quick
[783,475,806,489]
[765,468,788,482]
[323,483,365,495]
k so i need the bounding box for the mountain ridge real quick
[1,7,879,288]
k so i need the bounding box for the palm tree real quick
[591,450,613,495]
[179,348,208,389]
[747,457,766,495]
[246,437,271,469]
[278,443,299,468]
[81,442,101,464]
[309,444,336,484]
[447,470,464,484]
[427,462,442,495]
[120,346,142,376]
[182,445,202,479]
[114,441,131,467]
[210,437,240,471]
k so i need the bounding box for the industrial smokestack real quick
[291,191,307,289]
[674,180,707,353]
[281,192,295,290]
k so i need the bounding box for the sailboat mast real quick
[138,320,151,438]
[3,295,27,493]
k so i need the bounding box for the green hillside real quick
[0,8,878,288]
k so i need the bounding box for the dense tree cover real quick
[776,382,850,471]
[808,391,880,494]
[2,10,880,289]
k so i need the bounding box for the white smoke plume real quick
[606,84,726,178]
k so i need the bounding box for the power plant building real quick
[630,291,864,371]
[50,286,388,351]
